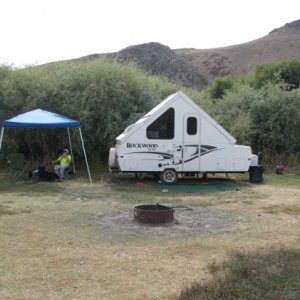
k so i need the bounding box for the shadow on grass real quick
[0,204,32,216]
[0,171,69,195]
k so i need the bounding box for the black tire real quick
[160,169,178,184]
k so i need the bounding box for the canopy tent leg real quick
[0,127,4,152]
[78,127,92,185]
[67,128,76,174]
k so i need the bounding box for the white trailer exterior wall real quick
[109,91,252,182]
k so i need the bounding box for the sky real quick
[1,0,299,67]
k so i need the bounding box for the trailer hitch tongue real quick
[162,204,193,210]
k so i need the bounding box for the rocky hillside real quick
[76,43,209,89]
[175,19,300,82]
[74,19,300,90]
[114,43,209,89]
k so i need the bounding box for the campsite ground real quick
[0,171,299,299]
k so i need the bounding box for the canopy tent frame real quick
[0,109,92,184]
[67,128,76,174]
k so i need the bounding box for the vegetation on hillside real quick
[0,58,299,169]
[205,60,300,159]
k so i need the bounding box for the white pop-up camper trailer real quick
[109,91,253,183]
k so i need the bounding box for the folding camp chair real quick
[63,162,74,179]
[7,153,32,180]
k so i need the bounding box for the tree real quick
[253,59,300,90]
[250,85,300,154]
[207,76,234,100]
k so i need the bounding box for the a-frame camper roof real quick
[175,92,236,144]
[118,91,236,144]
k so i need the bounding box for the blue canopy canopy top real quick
[3,109,80,128]
[0,109,92,184]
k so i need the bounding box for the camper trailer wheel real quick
[160,169,178,184]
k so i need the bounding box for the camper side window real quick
[187,117,197,135]
[146,108,174,139]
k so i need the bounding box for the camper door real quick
[182,114,201,171]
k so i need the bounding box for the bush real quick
[0,60,180,164]
[177,247,300,300]
[250,85,300,154]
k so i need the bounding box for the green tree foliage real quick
[207,76,234,100]
[1,58,300,167]
[250,85,300,154]
[253,59,300,89]
[207,85,260,145]
[204,59,300,161]
[0,60,179,163]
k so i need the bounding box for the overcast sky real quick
[1,0,299,67]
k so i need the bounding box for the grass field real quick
[0,171,299,299]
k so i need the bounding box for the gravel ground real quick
[90,207,247,236]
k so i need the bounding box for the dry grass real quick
[0,172,299,299]
[175,28,300,80]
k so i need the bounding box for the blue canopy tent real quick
[0,109,92,184]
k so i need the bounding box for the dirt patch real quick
[61,194,105,202]
[262,204,300,215]
[91,207,247,236]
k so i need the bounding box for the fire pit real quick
[134,204,174,224]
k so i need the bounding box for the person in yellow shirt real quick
[51,149,72,180]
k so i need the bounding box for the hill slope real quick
[69,19,300,90]
[115,43,209,89]
[175,19,300,81]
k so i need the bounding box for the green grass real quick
[177,247,300,300]
[262,172,300,187]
